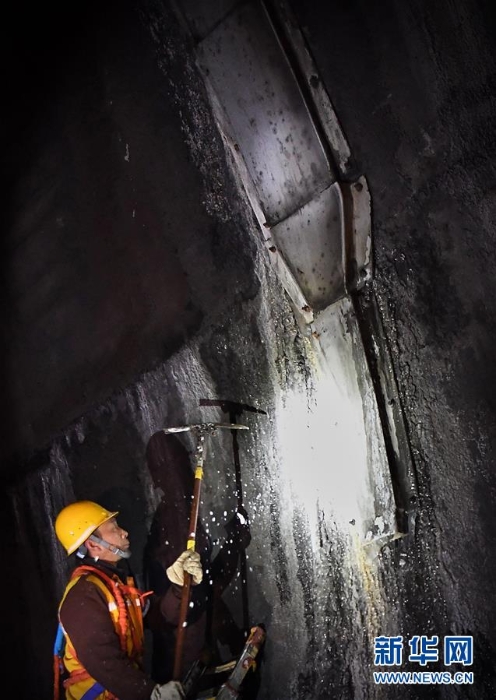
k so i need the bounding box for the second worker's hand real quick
[166,550,203,586]
[150,681,185,700]
[225,506,252,550]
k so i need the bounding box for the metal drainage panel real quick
[197,0,333,227]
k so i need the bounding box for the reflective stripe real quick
[80,682,105,700]
[53,622,66,656]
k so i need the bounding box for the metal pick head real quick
[211,422,249,431]
[162,425,196,434]
[162,422,249,435]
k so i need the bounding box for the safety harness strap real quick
[54,565,151,700]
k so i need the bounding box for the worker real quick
[53,500,203,700]
[144,432,252,683]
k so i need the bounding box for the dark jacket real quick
[144,432,250,682]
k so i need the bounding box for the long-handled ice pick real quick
[199,399,267,634]
[161,422,249,681]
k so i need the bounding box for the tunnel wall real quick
[289,0,496,691]
[4,0,496,699]
[2,0,258,467]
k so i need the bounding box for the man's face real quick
[95,517,130,562]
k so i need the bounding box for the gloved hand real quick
[150,681,185,700]
[166,549,203,586]
[225,507,251,550]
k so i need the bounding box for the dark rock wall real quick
[290,0,496,693]
[3,0,256,467]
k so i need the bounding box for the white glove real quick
[166,549,203,586]
[150,681,185,700]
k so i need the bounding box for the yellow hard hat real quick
[55,501,118,555]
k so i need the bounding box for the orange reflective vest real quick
[54,565,152,700]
